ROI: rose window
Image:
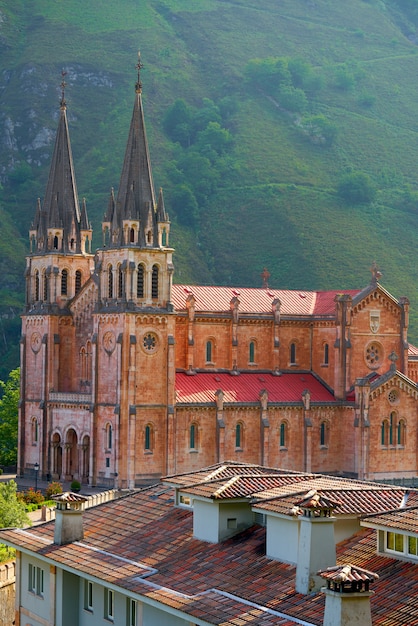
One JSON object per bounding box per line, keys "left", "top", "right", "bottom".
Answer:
{"left": 365, "top": 342, "right": 382, "bottom": 369}
{"left": 143, "top": 332, "right": 157, "bottom": 353}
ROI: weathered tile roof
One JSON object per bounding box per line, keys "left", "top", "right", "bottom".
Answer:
{"left": 362, "top": 506, "right": 418, "bottom": 533}
{"left": 3, "top": 479, "right": 418, "bottom": 625}
{"left": 175, "top": 371, "right": 336, "bottom": 404}
{"left": 172, "top": 284, "right": 360, "bottom": 317}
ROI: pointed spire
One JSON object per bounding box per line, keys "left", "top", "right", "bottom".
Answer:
{"left": 109, "top": 52, "right": 157, "bottom": 248}
{"left": 30, "top": 71, "right": 91, "bottom": 255}
{"left": 157, "top": 188, "right": 168, "bottom": 222}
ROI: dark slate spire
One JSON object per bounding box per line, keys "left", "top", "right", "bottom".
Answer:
{"left": 110, "top": 52, "right": 158, "bottom": 247}
{"left": 30, "top": 72, "right": 91, "bottom": 255}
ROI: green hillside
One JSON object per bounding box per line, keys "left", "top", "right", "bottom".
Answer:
{"left": 1, "top": 0, "right": 418, "bottom": 376}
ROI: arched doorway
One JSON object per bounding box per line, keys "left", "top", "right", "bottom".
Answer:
{"left": 51, "top": 433, "right": 63, "bottom": 480}
{"left": 65, "top": 428, "right": 78, "bottom": 480}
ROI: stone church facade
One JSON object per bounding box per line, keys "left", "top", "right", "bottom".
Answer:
{"left": 18, "top": 61, "right": 418, "bottom": 488}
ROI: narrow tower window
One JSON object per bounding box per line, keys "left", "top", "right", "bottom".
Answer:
{"left": 190, "top": 424, "right": 197, "bottom": 450}
{"left": 151, "top": 265, "right": 159, "bottom": 299}
{"left": 206, "top": 340, "right": 213, "bottom": 363}
{"left": 249, "top": 341, "right": 255, "bottom": 364}
{"left": 290, "top": 342, "right": 296, "bottom": 365}
{"left": 323, "top": 343, "right": 329, "bottom": 365}
{"left": 280, "top": 422, "right": 287, "bottom": 447}
{"left": 75, "top": 270, "right": 82, "bottom": 295}
{"left": 235, "top": 423, "right": 242, "bottom": 449}
{"left": 130, "top": 228, "right": 135, "bottom": 243}
{"left": 145, "top": 424, "right": 153, "bottom": 451}
{"left": 108, "top": 265, "right": 113, "bottom": 298}
{"left": 118, "top": 265, "right": 123, "bottom": 298}
{"left": 61, "top": 269, "right": 68, "bottom": 295}
{"left": 35, "top": 270, "right": 40, "bottom": 301}
{"left": 43, "top": 271, "right": 48, "bottom": 302}
{"left": 53, "top": 235, "right": 59, "bottom": 249}
{"left": 137, "top": 264, "right": 144, "bottom": 298}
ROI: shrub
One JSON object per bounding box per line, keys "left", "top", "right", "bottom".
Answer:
{"left": 70, "top": 480, "right": 81, "bottom": 493}
{"left": 45, "top": 481, "right": 63, "bottom": 499}
{"left": 337, "top": 171, "right": 376, "bottom": 204}
{"left": 21, "top": 487, "right": 44, "bottom": 505}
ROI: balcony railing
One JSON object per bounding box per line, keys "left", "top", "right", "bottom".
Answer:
{"left": 49, "top": 391, "right": 92, "bottom": 404}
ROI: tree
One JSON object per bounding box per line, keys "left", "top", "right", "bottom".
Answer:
{"left": 0, "top": 480, "right": 29, "bottom": 529}
{"left": 0, "top": 368, "right": 20, "bottom": 467}
{"left": 337, "top": 171, "right": 376, "bottom": 204}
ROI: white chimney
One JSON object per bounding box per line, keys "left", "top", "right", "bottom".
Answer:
{"left": 319, "top": 564, "right": 378, "bottom": 626}
{"left": 295, "top": 490, "right": 338, "bottom": 594}
{"left": 53, "top": 492, "right": 88, "bottom": 545}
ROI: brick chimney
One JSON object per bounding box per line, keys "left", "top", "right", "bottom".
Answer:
{"left": 53, "top": 492, "right": 88, "bottom": 545}
{"left": 319, "top": 564, "right": 378, "bottom": 626}
{"left": 295, "top": 490, "right": 338, "bottom": 594}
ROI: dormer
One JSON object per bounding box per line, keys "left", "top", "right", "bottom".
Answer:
{"left": 361, "top": 505, "right": 418, "bottom": 563}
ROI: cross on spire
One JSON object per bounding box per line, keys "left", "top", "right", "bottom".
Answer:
{"left": 135, "top": 50, "right": 143, "bottom": 93}
{"left": 60, "top": 70, "right": 67, "bottom": 109}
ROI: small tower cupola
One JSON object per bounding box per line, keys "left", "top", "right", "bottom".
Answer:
{"left": 53, "top": 492, "right": 88, "bottom": 545}
{"left": 295, "top": 490, "right": 339, "bottom": 594}
{"left": 319, "top": 564, "right": 379, "bottom": 626}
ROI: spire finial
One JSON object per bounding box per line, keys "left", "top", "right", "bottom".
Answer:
{"left": 370, "top": 261, "right": 382, "bottom": 285}
{"left": 135, "top": 50, "right": 143, "bottom": 93}
{"left": 261, "top": 267, "right": 270, "bottom": 289}
{"left": 60, "top": 70, "right": 67, "bottom": 109}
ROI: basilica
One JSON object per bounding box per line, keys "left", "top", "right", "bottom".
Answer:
{"left": 18, "top": 59, "right": 418, "bottom": 488}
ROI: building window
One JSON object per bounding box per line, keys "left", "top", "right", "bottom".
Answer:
{"left": 53, "top": 235, "right": 59, "bottom": 249}
{"left": 365, "top": 341, "right": 382, "bottom": 369}
{"left": 84, "top": 580, "right": 93, "bottom": 611}
{"left": 61, "top": 269, "right": 68, "bottom": 295}
{"left": 162, "top": 228, "right": 167, "bottom": 246}
{"left": 104, "top": 588, "right": 114, "bottom": 621}
{"left": 151, "top": 265, "right": 159, "bottom": 299}
{"left": 127, "top": 598, "right": 137, "bottom": 626}
{"left": 35, "top": 270, "right": 40, "bottom": 301}
{"left": 386, "top": 531, "right": 404, "bottom": 553}
{"left": 408, "top": 536, "right": 418, "bottom": 557}
{"left": 381, "top": 420, "right": 388, "bottom": 446}
{"left": 28, "top": 563, "right": 44, "bottom": 597}
{"left": 235, "top": 423, "right": 243, "bottom": 449}
{"left": 105, "top": 423, "right": 112, "bottom": 450}
{"left": 108, "top": 265, "right": 113, "bottom": 298}
{"left": 249, "top": 341, "right": 255, "bottom": 364}
{"left": 397, "top": 419, "right": 406, "bottom": 446}
{"left": 190, "top": 423, "right": 197, "bottom": 450}
{"left": 389, "top": 411, "right": 395, "bottom": 446}
{"left": 118, "top": 265, "right": 123, "bottom": 298}
{"left": 43, "top": 270, "right": 48, "bottom": 302}
{"left": 75, "top": 270, "right": 82, "bottom": 295}
{"left": 320, "top": 421, "right": 329, "bottom": 447}
{"left": 137, "top": 264, "right": 144, "bottom": 298}
{"left": 145, "top": 424, "right": 153, "bottom": 452}
{"left": 130, "top": 228, "right": 135, "bottom": 243}
{"left": 280, "top": 422, "right": 287, "bottom": 448}
{"left": 32, "top": 418, "right": 38, "bottom": 445}
{"left": 206, "top": 340, "right": 213, "bottom": 363}
{"left": 290, "top": 342, "right": 296, "bottom": 365}
{"left": 323, "top": 343, "right": 329, "bottom": 365}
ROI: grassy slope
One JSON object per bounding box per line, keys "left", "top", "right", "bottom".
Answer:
{"left": 1, "top": 0, "right": 418, "bottom": 353}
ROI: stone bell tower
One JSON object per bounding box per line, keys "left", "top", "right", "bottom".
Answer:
{"left": 91, "top": 53, "right": 176, "bottom": 488}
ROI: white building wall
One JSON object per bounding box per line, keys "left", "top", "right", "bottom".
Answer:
{"left": 20, "top": 553, "right": 51, "bottom": 625}
{"left": 265, "top": 516, "right": 299, "bottom": 564}
{"left": 193, "top": 499, "right": 220, "bottom": 542}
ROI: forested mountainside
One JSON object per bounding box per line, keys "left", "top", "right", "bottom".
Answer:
{"left": 1, "top": 0, "right": 418, "bottom": 377}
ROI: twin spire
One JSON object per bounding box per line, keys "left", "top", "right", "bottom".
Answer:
{"left": 30, "top": 54, "right": 169, "bottom": 255}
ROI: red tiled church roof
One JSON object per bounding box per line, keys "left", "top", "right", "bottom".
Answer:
{"left": 175, "top": 371, "right": 336, "bottom": 404}
{"left": 172, "top": 284, "right": 360, "bottom": 317}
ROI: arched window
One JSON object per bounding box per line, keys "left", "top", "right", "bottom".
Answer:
{"left": 105, "top": 423, "right": 112, "bottom": 450}
{"left": 190, "top": 423, "right": 198, "bottom": 450}
{"left": 320, "top": 421, "right": 329, "bottom": 447}
{"left": 145, "top": 424, "right": 153, "bottom": 451}
{"left": 53, "top": 235, "right": 59, "bottom": 249}
{"left": 137, "top": 264, "right": 144, "bottom": 298}
{"left": 235, "top": 423, "right": 243, "bottom": 449}
{"left": 61, "top": 269, "right": 68, "bottom": 295}
{"left": 323, "top": 343, "right": 329, "bottom": 365}
{"left": 151, "top": 265, "right": 159, "bottom": 299}
{"left": 80, "top": 346, "right": 87, "bottom": 380}
{"left": 280, "top": 422, "right": 287, "bottom": 448}
{"left": 108, "top": 265, "right": 113, "bottom": 298}
{"left": 381, "top": 420, "right": 389, "bottom": 446}
{"left": 130, "top": 228, "right": 135, "bottom": 243}
{"left": 162, "top": 229, "right": 167, "bottom": 246}
{"left": 249, "top": 341, "right": 255, "bottom": 364}
{"left": 43, "top": 270, "right": 48, "bottom": 302}
{"left": 86, "top": 341, "right": 92, "bottom": 382}
{"left": 32, "top": 418, "right": 38, "bottom": 445}
{"left": 397, "top": 419, "right": 406, "bottom": 447}
{"left": 118, "top": 265, "right": 123, "bottom": 298}
{"left": 206, "top": 340, "right": 213, "bottom": 363}
{"left": 75, "top": 270, "right": 82, "bottom": 295}
{"left": 389, "top": 411, "right": 395, "bottom": 446}
{"left": 35, "top": 270, "right": 40, "bottom": 301}
{"left": 147, "top": 230, "right": 152, "bottom": 244}
{"left": 290, "top": 342, "right": 297, "bottom": 365}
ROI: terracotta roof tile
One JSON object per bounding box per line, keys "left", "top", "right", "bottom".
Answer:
{"left": 172, "top": 285, "right": 359, "bottom": 317}
{"left": 176, "top": 372, "right": 336, "bottom": 404}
